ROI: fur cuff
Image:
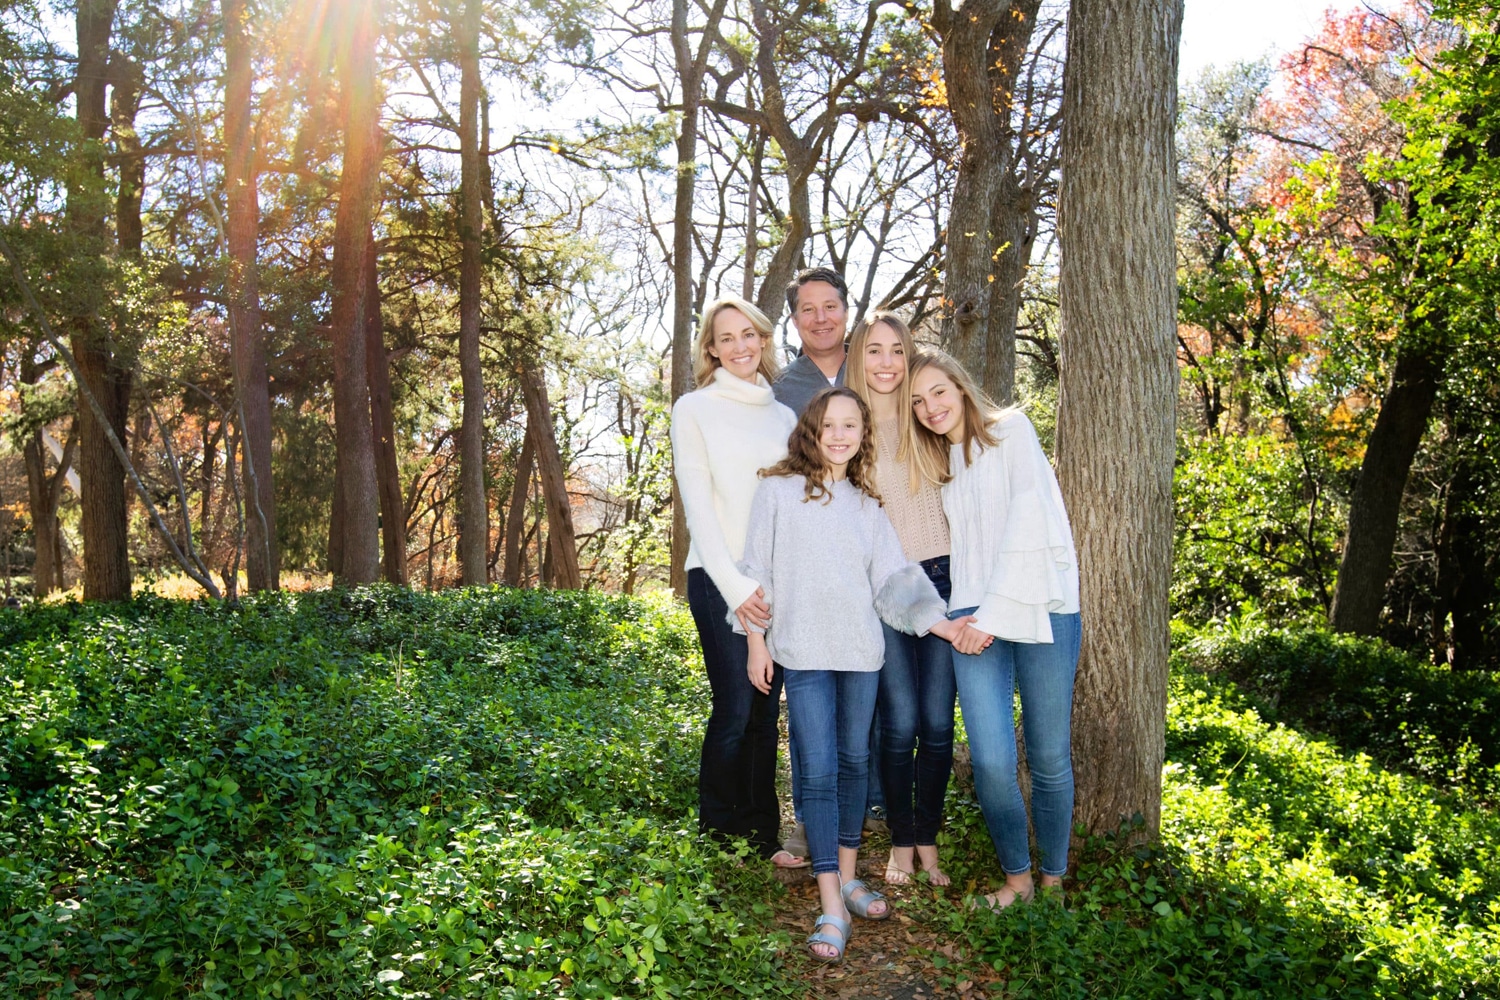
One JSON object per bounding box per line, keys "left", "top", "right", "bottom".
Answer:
{"left": 875, "top": 563, "right": 947, "bottom": 635}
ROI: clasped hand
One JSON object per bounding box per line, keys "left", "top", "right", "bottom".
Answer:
{"left": 930, "top": 615, "right": 993, "bottom": 655}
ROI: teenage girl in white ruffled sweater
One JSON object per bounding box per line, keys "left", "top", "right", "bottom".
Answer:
{"left": 736, "top": 387, "right": 986, "bottom": 962}
{"left": 908, "top": 350, "right": 1082, "bottom": 912}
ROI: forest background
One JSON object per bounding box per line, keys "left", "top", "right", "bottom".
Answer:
{"left": 4, "top": 0, "right": 1499, "bottom": 671}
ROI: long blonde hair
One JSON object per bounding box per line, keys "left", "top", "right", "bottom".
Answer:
{"left": 907, "top": 350, "right": 1002, "bottom": 487}
{"left": 760, "top": 387, "right": 882, "bottom": 506}
{"left": 846, "top": 311, "right": 922, "bottom": 494}
{"left": 693, "top": 297, "right": 780, "bottom": 387}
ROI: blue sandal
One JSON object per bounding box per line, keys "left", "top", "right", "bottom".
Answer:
{"left": 841, "top": 878, "right": 890, "bottom": 920}
{"left": 806, "top": 912, "right": 851, "bottom": 963}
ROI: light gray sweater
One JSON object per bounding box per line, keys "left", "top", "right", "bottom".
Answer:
{"left": 733, "top": 475, "right": 949, "bottom": 671}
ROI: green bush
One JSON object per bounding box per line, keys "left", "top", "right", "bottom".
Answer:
{"left": 1173, "top": 435, "right": 1342, "bottom": 624}
{"left": 1172, "top": 618, "right": 1500, "bottom": 801}
{"left": 0, "top": 587, "right": 789, "bottom": 998}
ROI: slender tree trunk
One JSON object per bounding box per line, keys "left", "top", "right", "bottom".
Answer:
{"left": 1328, "top": 346, "right": 1440, "bottom": 634}
{"left": 326, "top": 0, "right": 382, "bottom": 584}
{"left": 502, "top": 431, "right": 536, "bottom": 587}
{"left": 668, "top": 0, "right": 728, "bottom": 594}
{"left": 71, "top": 0, "right": 131, "bottom": 601}
{"left": 224, "top": 0, "right": 278, "bottom": 590}
{"left": 363, "top": 235, "right": 408, "bottom": 584}
{"left": 1055, "top": 0, "right": 1182, "bottom": 839}
{"left": 982, "top": 174, "right": 1036, "bottom": 404}
{"left": 456, "top": 0, "right": 488, "bottom": 585}
{"left": 23, "top": 427, "right": 73, "bottom": 597}
{"left": 518, "top": 360, "right": 580, "bottom": 589}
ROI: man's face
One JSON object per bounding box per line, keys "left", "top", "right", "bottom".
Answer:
{"left": 791, "top": 280, "right": 848, "bottom": 357}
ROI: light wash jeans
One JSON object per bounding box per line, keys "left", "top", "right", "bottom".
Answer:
{"left": 950, "top": 608, "right": 1080, "bottom": 877}
{"left": 782, "top": 668, "right": 881, "bottom": 876}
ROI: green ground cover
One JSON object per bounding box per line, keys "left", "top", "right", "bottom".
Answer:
{"left": 3, "top": 591, "right": 1497, "bottom": 998}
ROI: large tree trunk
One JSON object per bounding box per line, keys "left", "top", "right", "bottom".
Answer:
{"left": 326, "top": 0, "right": 383, "bottom": 584}
{"left": 70, "top": 0, "right": 131, "bottom": 602}
{"left": 502, "top": 431, "right": 536, "bottom": 587}
{"left": 1055, "top": 0, "right": 1182, "bottom": 839}
{"left": 1328, "top": 345, "right": 1441, "bottom": 635}
{"left": 455, "top": 0, "right": 488, "bottom": 586}
{"left": 518, "top": 361, "right": 580, "bottom": 589}
{"left": 363, "top": 235, "right": 407, "bottom": 585}
{"left": 224, "top": 0, "right": 278, "bottom": 591}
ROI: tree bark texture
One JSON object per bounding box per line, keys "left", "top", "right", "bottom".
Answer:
{"left": 225, "top": 0, "right": 278, "bottom": 591}
{"left": 326, "top": 0, "right": 382, "bottom": 584}
{"left": 934, "top": 0, "right": 1042, "bottom": 405}
{"left": 70, "top": 0, "right": 131, "bottom": 602}
{"left": 1055, "top": 0, "right": 1182, "bottom": 839}
{"left": 456, "top": 0, "right": 488, "bottom": 586}
{"left": 1328, "top": 346, "right": 1441, "bottom": 634}
{"left": 518, "top": 361, "right": 580, "bottom": 589}
{"left": 502, "top": 431, "right": 536, "bottom": 587}
{"left": 23, "top": 425, "right": 74, "bottom": 597}
{"left": 363, "top": 236, "right": 408, "bottom": 585}
{"left": 668, "top": 0, "right": 728, "bottom": 594}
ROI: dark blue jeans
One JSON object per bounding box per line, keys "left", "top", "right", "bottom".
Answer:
{"left": 687, "top": 569, "right": 784, "bottom": 858}
{"left": 783, "top": 668, "right": 881, "bottom": 876}
{"left": 877, "top": 555, "right": 956, "bottom": 846}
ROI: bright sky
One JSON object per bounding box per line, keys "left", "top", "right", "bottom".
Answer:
{"left": 1179, "top": 0, "right": 1371, "bottom": 80}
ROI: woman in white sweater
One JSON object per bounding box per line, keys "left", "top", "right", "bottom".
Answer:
{"left": 907, "top": 350, "right": 1082, "bottom": 910}
{"left": 670, "top": 296, "right": 802, "bottom": 867}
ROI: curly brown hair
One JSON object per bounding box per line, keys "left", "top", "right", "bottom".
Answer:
{"left": 760, "top": 387, "right": 883, "bottom": 505}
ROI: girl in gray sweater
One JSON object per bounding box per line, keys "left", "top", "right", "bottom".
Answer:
{"left": 735, "top": 387, "right": 983, "bottom": 962}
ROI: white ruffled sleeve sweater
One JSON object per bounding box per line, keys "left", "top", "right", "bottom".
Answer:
{"left": 670, "top": 367, "right": 798, "bottom": 611}
{"left": 943, "top": 410, "right": 1080, "bottom": 643}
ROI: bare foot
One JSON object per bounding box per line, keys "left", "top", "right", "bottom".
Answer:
{"left": 915, "top": 844, "right": 951, "bottom": 886}
{"left": 973, "top": 878, "right": 1034, "bottom": 911}
{"left": 885, "top": 847, "right": 915, "bottom": 885}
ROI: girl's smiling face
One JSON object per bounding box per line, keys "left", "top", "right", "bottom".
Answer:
{"left": 818, "top": 394, "right": 864, "bottom": 480}
{"left": 862, "top": 320, "right": 906, "bottom": 396}
{"left": 911, "top": 366, "right": 966, "bottom": 442}
{"left": 706, "top": 307, "right": 763, "bottom": 381}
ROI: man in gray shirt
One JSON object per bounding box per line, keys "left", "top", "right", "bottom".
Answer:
{"left": 770, "top": 266, "right": 891, "bottom": 852}
{"left": 773, "top": 267, "right": 849, "bottom": 417}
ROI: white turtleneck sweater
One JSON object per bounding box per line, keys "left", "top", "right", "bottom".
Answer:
{"left": 944, "top": 409, "right": 1080, "bottom": 643}
{"left": 671, "top": 367, "right": 798, "bottom": 611}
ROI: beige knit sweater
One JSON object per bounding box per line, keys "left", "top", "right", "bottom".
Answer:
{"left": 872, "top": 417, "right": 950, "bottom": 563}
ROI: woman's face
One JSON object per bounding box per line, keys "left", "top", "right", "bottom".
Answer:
{"left": 818, "top": 395, "right": 864, "bottom": 479}
{"left": 911, "top": 366, "right": 966, "bottom": 443}
{"left": 861, "top": 321, "right": 906, "bottom": 396}
{"left": 707, "top": 307, "right": 764, "bottom": 381}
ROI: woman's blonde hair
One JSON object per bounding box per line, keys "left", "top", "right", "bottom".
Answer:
{"left": 760, "top": 387, "right": 882, "bottom": 505}
{"left": 693, "top": 296, "right": 780, "bottom": 387}
{"left": 907, "top": 350, "right": 1002, "bottom": 487}
{"left": 846, "top": 311, "right": 922, "bottom": 494}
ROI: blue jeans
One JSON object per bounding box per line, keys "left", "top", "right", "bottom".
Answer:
{"left": 783, "top": 668, "right": 881, "bottom": 876}
{"left": 878, "top": 556, "right": 956, "bottom": 846}
{"left": 950, "top": 608, "right": 1080, "bottom": 878}
{"left": 687, "top": 569, "right": 784, "bottom": 858}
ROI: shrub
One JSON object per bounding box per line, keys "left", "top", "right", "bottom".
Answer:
{"left": 1172, "top": 617, "right": 1500, "bottom": 801}
{"left": 0, "top": 587, "right": 790, "bottom": 998}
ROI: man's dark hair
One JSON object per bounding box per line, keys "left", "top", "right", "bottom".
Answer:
{"left": 785, "top": 266, "right": 849, "bottom": 314}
